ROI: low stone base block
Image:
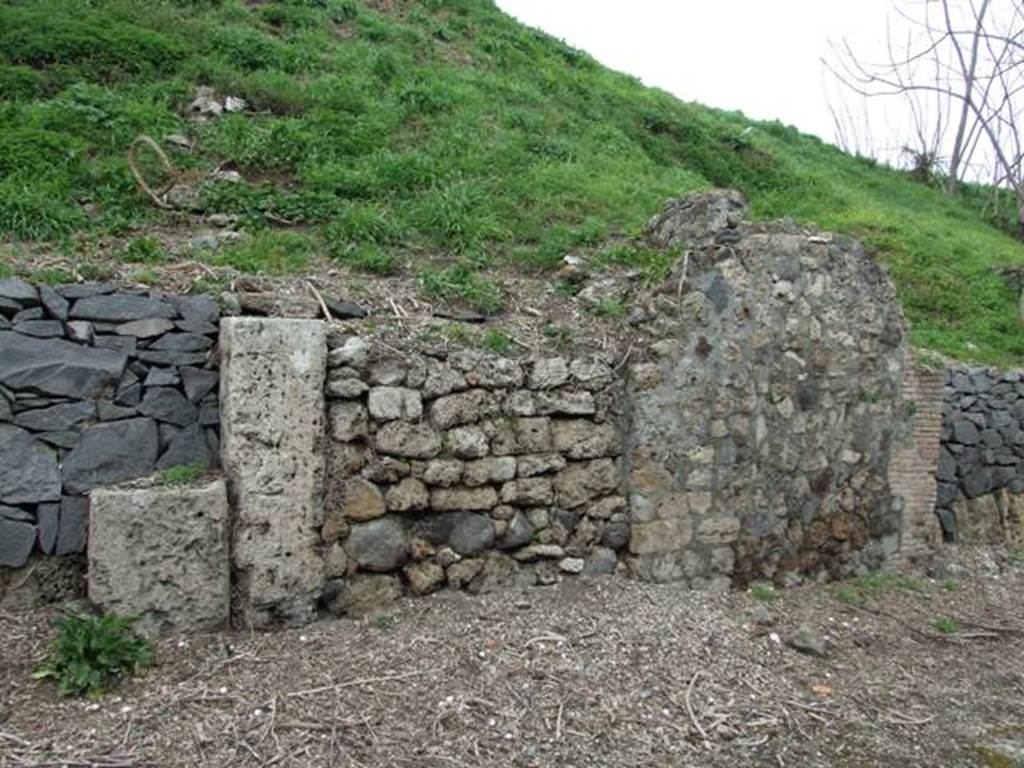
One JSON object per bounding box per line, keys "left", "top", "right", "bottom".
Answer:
{"left": 88, "top": 478, "right": 229, "bottom": 637}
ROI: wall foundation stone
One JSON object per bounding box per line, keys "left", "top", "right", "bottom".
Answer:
{"left": 88, "top": 479, "right": 229, "bottom": 637}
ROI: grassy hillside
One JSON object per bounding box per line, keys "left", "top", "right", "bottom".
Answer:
{"left": 1, "top": 0, "right": 1023, "bottom": 365}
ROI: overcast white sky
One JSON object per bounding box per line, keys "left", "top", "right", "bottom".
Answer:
{"left": 494, "top": 0, "right": 895, "bottom": 148}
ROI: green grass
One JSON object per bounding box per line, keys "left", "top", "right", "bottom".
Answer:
{"left": 748, "top": 582, "right": 777, "bottom": 602}
{"left": 835, "top": 572, "right": 923, "bottom": 605}
{"left": 934, "top": 615, "right": 959, "bottom": 635}
{"left": 156, "top": 463, "right": 205, "bottom": 486}
{"left": 34, "top": 612, "right": 154, "bottom": 697}
{"left": 1, "top": 0, "right": 1023, "bottom": 363}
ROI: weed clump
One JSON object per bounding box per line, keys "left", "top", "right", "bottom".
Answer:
{"left": 35, "top": 612, "right": 154, "bottom": 697}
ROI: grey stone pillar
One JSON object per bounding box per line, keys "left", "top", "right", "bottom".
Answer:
{"left": 220, "top": 318, "right": 327, "bottom": 628}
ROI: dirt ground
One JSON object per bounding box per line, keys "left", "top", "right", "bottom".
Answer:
{"left": 1, "top": 548, "right": 1023, "bottom": 768}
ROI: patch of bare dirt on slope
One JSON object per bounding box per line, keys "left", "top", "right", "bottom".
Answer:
{"left": 1, "top": 549, "right": 1023, "bottom": 768}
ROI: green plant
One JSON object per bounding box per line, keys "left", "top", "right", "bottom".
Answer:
{"left": 748, "top": 582, "right": 777, "bottom": 602}
{"left": 419, "top": 262, "right": 504, "bottom": 315}
{"left": 592, "top": 296, "right": 626, "bottom": 319}
{"left": 1008, "top": 546, "right": 1024, "bottom": 566}
{"left": 856, "top": 389, "right": 886, "bottom": 404}
{"left": 835, "top": 585, "right": 860, "bottom": 605}
{"left": 943, "top": 578, "right": 958, "bottom": 592}
{"left": 157, "top": 464, "right": 205, "bottom": 486}
{"left": 208, "top": 230, "right": 315, "bottom": 273}
{"left": 834, "top": 572, "right": 921, "bottom": 606}
{"left": 542, "top": 322, "right": 573, "bottom": 347}
{"left": 934, "top": 615, "right": 959, "bottom": 635}
{"left": 1, "top": 0, "right": 1024, "bottom": 366}
{"left": 480, "top": 328, "right": 513, "bottom": 355}
{"left": 35, "top": 612, "right": 154, "bottom": 697}
{"left": 122, "top": 235, "right": 165, "bottom": 264}
{"left": 328, "top": 243, "right": 402, "bottom": 275}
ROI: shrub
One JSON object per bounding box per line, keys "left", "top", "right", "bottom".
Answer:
{"left": 35, "top": 612, "right": 154, "bottom": 697}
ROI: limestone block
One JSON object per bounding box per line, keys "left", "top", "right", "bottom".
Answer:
{"left": 500, "top": 478, "right": 554, "bottom": 506}
{"left": 517, "top": 453, "right": 567, "bottom": 477}
{"left": 629, "top": 518, "right": 692, "bottom": 555}
{"left": 462, "top": 457, "right": 517, "bottom": 487}
{"left": 385, "top": 477, "right": 430, "bottom": 512}
{"left": 430, "top": 389, "right": 499, "bottom": 429}
{"left": 330, "top": 402, "right": 369, "bottom": 441}
{"left": 220, "top": 318, "right": 326, "bottom": 628}
{"left": 553, "top": 459, "right": 620, "bottom": 508}
{"left": 528, "top": 358, "right": 569, "bottom": 389}
{"left": 88, "top": 479, "right": 229, "bottom": 636}
{"left": 430, "top": 486, "right": 499, "bottom": 512}
{"left": 551, "top": 419, "right": 620, "bottom": 459}
{"left": 423, "top": 459, "right": 464, "bottom": 487}
{"left": 376, "top": 421, "right": 442, "bottom": 459}
{"left": 489, "top": 417, "right": 553, "bottom": 456}
{"left": 446, "top": 425, "right": 490, "bottom": 459}
{"left": 341, "top": 477, "right": 386, "bottom": 521}
{"left": 368, "top": 387, "right": 422, "bottom": 422}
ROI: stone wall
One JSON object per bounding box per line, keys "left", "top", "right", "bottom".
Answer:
{"left": 621, "top": 192, "right": 909, "bottom": 587}
{"left": 936, "top": 367, "right": 1024, "bottom": 544}
{"left": 1, "top": 190, "right": 979, "bottom": 631}
{"left": 0, "top": 279, "right": 220, "bottom": 571}
{"left": 321, "top": 336, "right": 627, "bottom": 610}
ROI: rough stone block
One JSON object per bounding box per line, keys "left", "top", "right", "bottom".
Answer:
{"left": 551, "top": 419, "right": 620, "bottom": 459}
{"left": 368, "top": 386, "right": 422, "bottom": 421}
{"left": 62, "top": 418, "right": 159, "bottom": 494}
{"left": 0, "top": 331, "right": 127, "bottom": 399}
{"left": 341, "top": 477, "right": 387, "bottom": 521}
{"left": 385, "top": 477, "right": 429, "bottom": 512}
{"left": 463, "top": 457, "right": 516, "bottom": 487}
{"left": 376, "top": 421, "right": 442, "bottom": 459}
{"left": 330, "top": 401, "right": 368, "bottom": 442}
{"left": 345, "top": 518, "right": 409, "bottom": 572}
{"left": 446, "top": 425, "right": 490, "bottom": 459}
{"left": 0, "top": 424, "right": 60, "bottom": 503}
{"left": 430, "top": 389, "right": 498, "bottom": 429}
{"left": 430, "top": 486, "right": 499, "bottom": 512}
{"left": 88, "top": 479, "right": 230, "bottom": 637}
{"left": 553, "top": 459, "right": 620, "bottom": 508}
{"left": 0, "top": 517, "right": 35, "bottom": 568}
{"left": 220, "top": 318, "right": 326, "bottom": 628}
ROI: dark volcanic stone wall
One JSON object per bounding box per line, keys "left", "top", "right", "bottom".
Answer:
{"left": 936, "top": 367, "right": 1024, "bottom": 539}
{"left": 622, "top": 191, "right": 909, "bottom": 587}
{"left": 0, "top": 279, "right": 220, "bottom": 569}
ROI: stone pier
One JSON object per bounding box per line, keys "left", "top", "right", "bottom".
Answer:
{"left": 220, "top": 318, "right": 327, "bottom": 628}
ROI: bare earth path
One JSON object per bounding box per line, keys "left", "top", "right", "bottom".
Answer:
{"left": 2, "top": 550, "right": 1023, "bottom": 768}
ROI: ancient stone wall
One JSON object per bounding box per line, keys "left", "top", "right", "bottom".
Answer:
{"left": 0, "top": 190, "right": 978, "bottom": 631}
{"left": 936, "top": 367, "right": 1024, "bottom": 544}
{"left": 622, "top": 194, "right": 909, "bottom": 587}
{"left": 0, "top": 279, "right": 220, "bottom": 572}
{"left": 320, "top": 335, "right": 628, "bottom": 611}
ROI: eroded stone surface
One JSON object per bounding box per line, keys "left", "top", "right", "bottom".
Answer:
{"left": 220, "top": 318, "right": 326, "bottom": 628}
{"left": 89, "top": 479, "right": 229, "bottom": 637}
